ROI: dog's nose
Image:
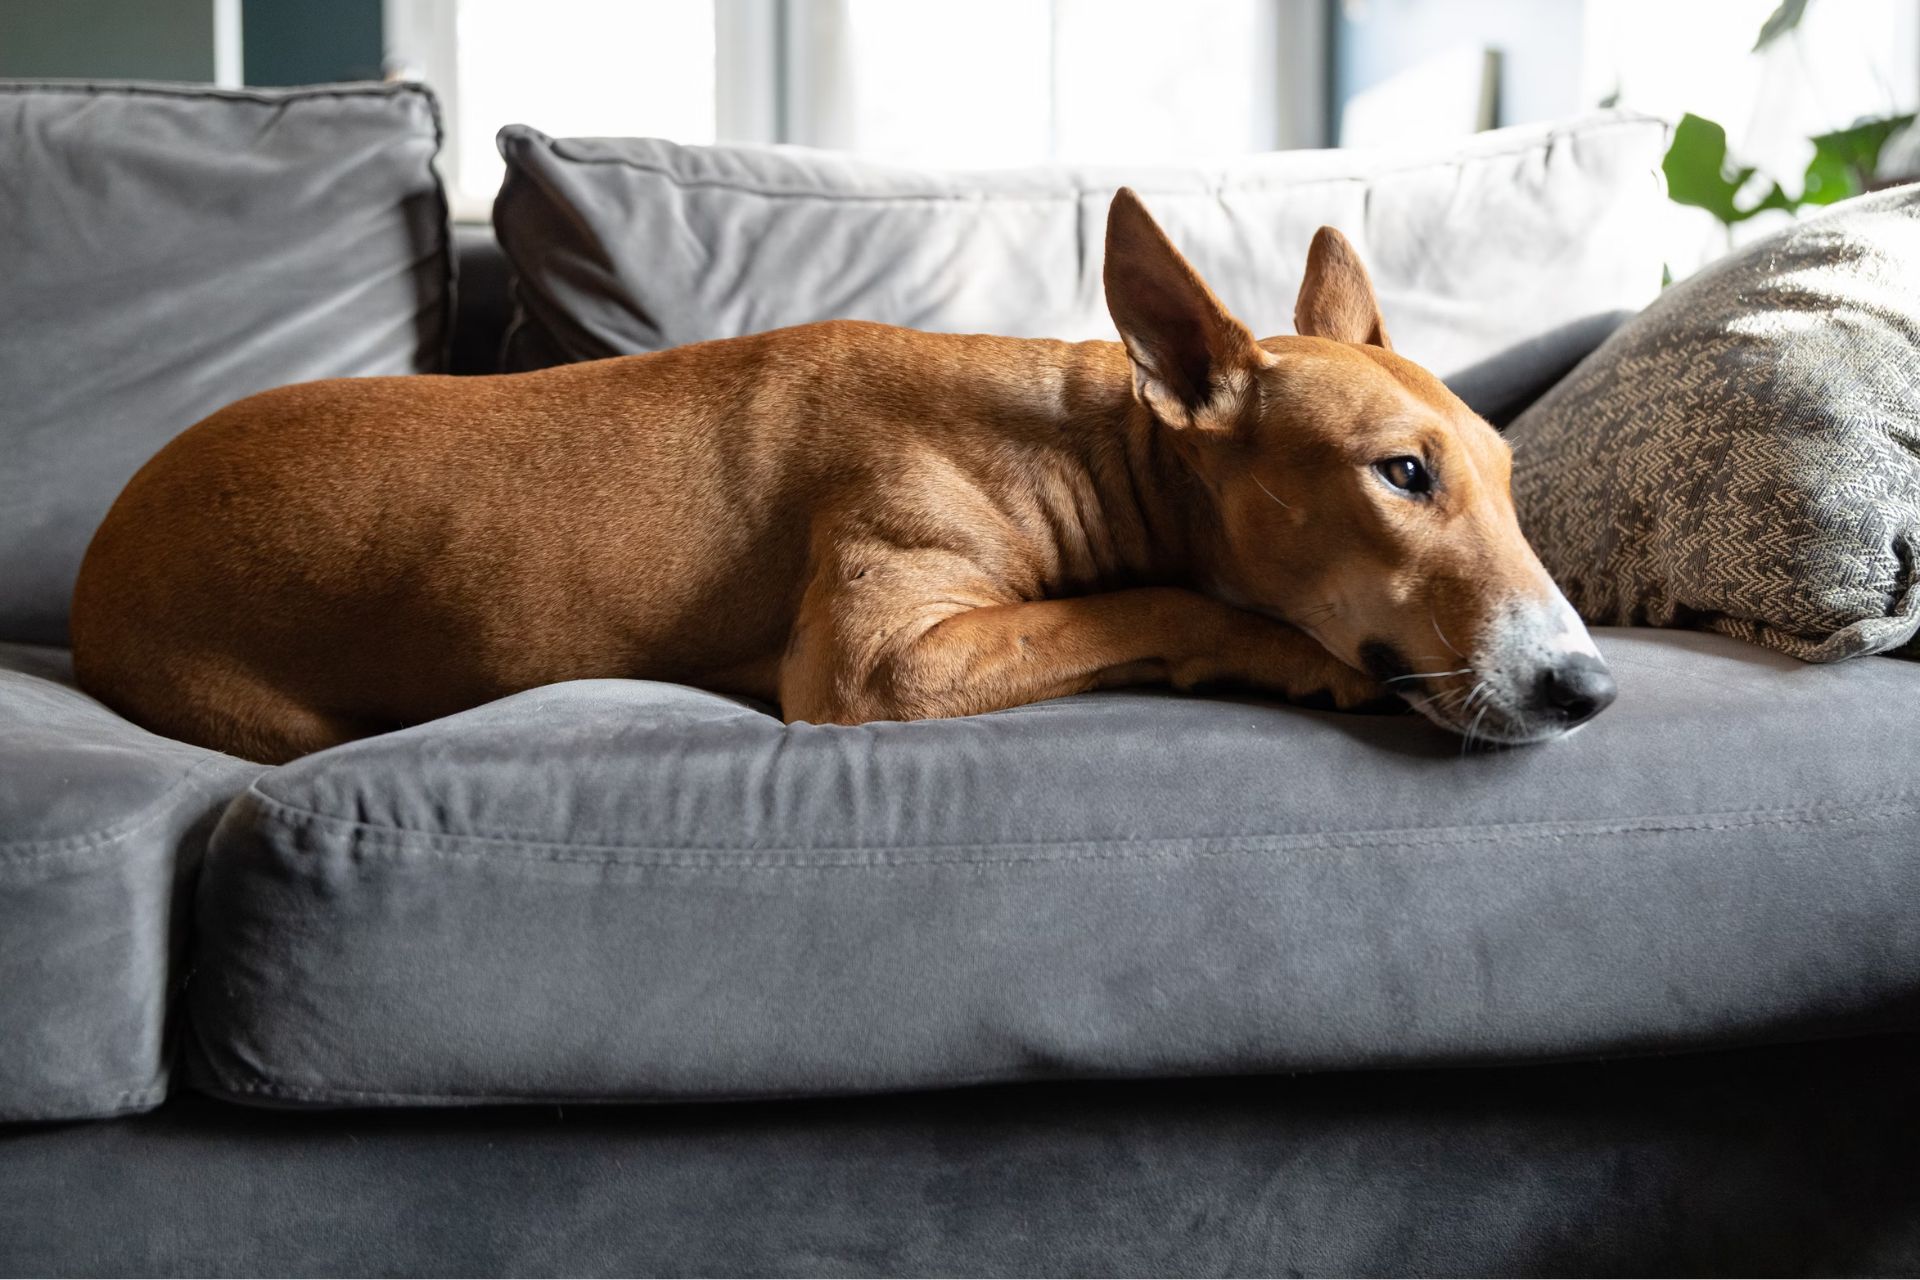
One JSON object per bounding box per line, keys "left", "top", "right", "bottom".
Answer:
{"left": 1533, "top": 653, "right": 1617, "bottom": 726}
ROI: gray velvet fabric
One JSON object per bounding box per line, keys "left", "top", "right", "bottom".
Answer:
{"left": 190, "top": 627, "right": 1920, "bottom": 1107}
{"left": 491, "top": 113, "right": 1670, "bottom": 420}
{"left": 0, "top": 80, "right": 452, "bottom": 645}
{"left": 8, "top": 1033, "right": 1920, "bottom": 1276}
{"left": 0, "top": 644, "right": 260, "bottom": 1122}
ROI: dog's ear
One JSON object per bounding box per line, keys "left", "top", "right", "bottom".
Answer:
{"left": 1104, "top": 188, "right": 1267, "bottom": 434}
{"left": 1294, "top": 227, "right": 1392, "bottom": 349}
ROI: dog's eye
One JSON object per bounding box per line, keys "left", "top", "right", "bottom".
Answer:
{"left": 1374, "top": 456, "right": 1431, "bottom": 495}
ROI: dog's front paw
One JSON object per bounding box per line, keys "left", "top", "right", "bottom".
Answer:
{"left": 1288, "top": 663, "right": 1405, "bottom": 715}
{"left": 1183, "top": 613, "right": 1404, "bottom": 713}
{"left": 1297, "top": 675, "right": 1405, "bottom": 717}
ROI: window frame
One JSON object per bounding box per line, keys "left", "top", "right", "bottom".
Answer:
{"left": 386, "top": 0, "right": 1330, "bottom": 220}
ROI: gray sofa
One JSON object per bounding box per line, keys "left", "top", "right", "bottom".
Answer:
{"left": 4, "top": 81, "right": 1920, "bottom": 1277}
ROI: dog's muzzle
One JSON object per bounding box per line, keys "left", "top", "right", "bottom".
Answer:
{"left": 1398, "top": 589, "right": 1616, "bottom": 746}
{"left": 1529, "top": 650, "right": 1616, "bottom": 728}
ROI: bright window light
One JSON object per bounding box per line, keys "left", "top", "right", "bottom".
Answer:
{"left": 1051, "top": 0, "right": 1278, "bottom": 163}
{"left": 838, "top": 0, "right": 1054, "bottom": 168}
{"left": 452, "top": 0, "right": 716, "bottom": 209}
{"left": 835, "top": 0, "right": 1280, "bottom": 168}
{"left": 1583, "top": 0, "right": 1919, "bottom": 269}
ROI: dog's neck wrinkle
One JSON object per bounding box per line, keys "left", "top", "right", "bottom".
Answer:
{"left": 1115, "top": 403, "right": 1205, "bottom": 581}
{"left": 1029, "top": 380, "right": 1211, "bottom": 593}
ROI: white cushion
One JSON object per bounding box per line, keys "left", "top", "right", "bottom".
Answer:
{"left": 493, "top": 111, "right": 1671, "bottom": 420}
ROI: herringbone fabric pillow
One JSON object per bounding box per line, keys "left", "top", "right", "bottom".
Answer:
{"left": 1508, "top": 185, "right": 1920, "bottom": 662}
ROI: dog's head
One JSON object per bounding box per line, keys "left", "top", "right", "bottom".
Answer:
{"left": 1103, "top": 188, "right": 1613, "bottom": 745}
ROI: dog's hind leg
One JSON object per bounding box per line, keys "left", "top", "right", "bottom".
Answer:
{"left": 206, "top": 695, "right": 383, "bottom": 766}
{"left": 94, "top": 656, "right": 385, "bottom": 765}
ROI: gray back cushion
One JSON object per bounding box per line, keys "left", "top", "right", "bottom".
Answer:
{"left": 1509, "top": 184, "right": 1920, "bottom": 662}
{"left": 0, "top": 81, "right": 451, "bottom": 645}
{"left": 493, "top": 112, "right": 1670, "bottom": 421}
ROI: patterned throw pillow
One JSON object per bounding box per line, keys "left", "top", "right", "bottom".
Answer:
{"left": 1508, "top": 185, "right": 1920, "bottom": 662}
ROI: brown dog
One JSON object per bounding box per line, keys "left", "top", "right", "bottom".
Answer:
{"left": 71, "top": 189, "right": 1613, "bottom": 764}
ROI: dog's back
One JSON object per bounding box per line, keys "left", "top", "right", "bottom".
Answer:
{"left": 71, "top": 321, "right": 1123, "bottom": 759}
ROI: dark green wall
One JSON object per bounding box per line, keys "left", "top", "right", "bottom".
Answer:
{"left": 0, "top": 0, "right": 216, "bottom": 81}
{"left": 0, "top": 0, "right": 386, "bottom": 86}
{"left": 242, "top": 0, "right": 382, "bottom": 85}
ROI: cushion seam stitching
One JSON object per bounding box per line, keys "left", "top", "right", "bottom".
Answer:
{"left": 0, "top": 754, "right": 237, "bottom": 860}
{"left": 232, "top": 790, "right": 1920, "bottom": 867}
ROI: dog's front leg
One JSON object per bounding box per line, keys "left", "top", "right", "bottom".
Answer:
{"left": 781, "top": 584, "right": 1387, "bottom": 724}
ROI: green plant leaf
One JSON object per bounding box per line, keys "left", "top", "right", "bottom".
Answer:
{"left": 1663, "top": 113, "right": 1772, "bottom": 224}
{"left": 1801, "top": 114, "right": 1916, "bottom": 203}
{"left": 1753, "top": 0, "right": 1810, "bottom": 52}
{"left": 1664, "top": 110, "right": 1916, "bottom": 227}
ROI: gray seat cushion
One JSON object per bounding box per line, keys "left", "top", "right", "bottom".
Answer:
{"left": 0, "top": 80, "right": 451, "bottom": 645}
{"left": 0, "top": 644, "right": 260, "bottom": 1121}
{"left": 189, "top": 628, "right": 1920, "bottom": 1107}
{"left": 492, "top": 111, "right": 1670, "bottom": 423}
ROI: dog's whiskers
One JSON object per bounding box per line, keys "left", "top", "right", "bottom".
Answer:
{"left": 1425, "top": 677, "right": 1480, "bottom": 706}
{"left": 1411, "top": 676, "right": 1486, "bottom": 736}
{"left": 1429, "top": 608, "right": 1464, "bottom": 659}
{"left": 1289, "top": 600, "right": 1339, "bottom": 638}
{"left": 1461, "top": 681, "right": 1492, "bottom": 720}
{"left": 1386, "top": 666, "right": 1473, "bottom": 684}
{"left": 1248, "top": 471, "right": 1293, "bottom": 511}
{"left": 1458, "top": 680, "right": 1493, "bottom": 756}
{"left": 1461, "top": 710, "right": 1483, "bottom": 756}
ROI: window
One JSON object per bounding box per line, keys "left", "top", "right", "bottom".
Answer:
{"left": 386, "top": 0, "right": 1326, "bottom": 216}
{"left": 452, "top": 0, "right": 718, "bottom": 206}
{"left": 813, "top": 0, "right": 1294, "bottom": 167}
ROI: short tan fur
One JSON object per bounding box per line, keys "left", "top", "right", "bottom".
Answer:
{"left": 72, "top": 190, "right": 1610, "bottom": 763}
